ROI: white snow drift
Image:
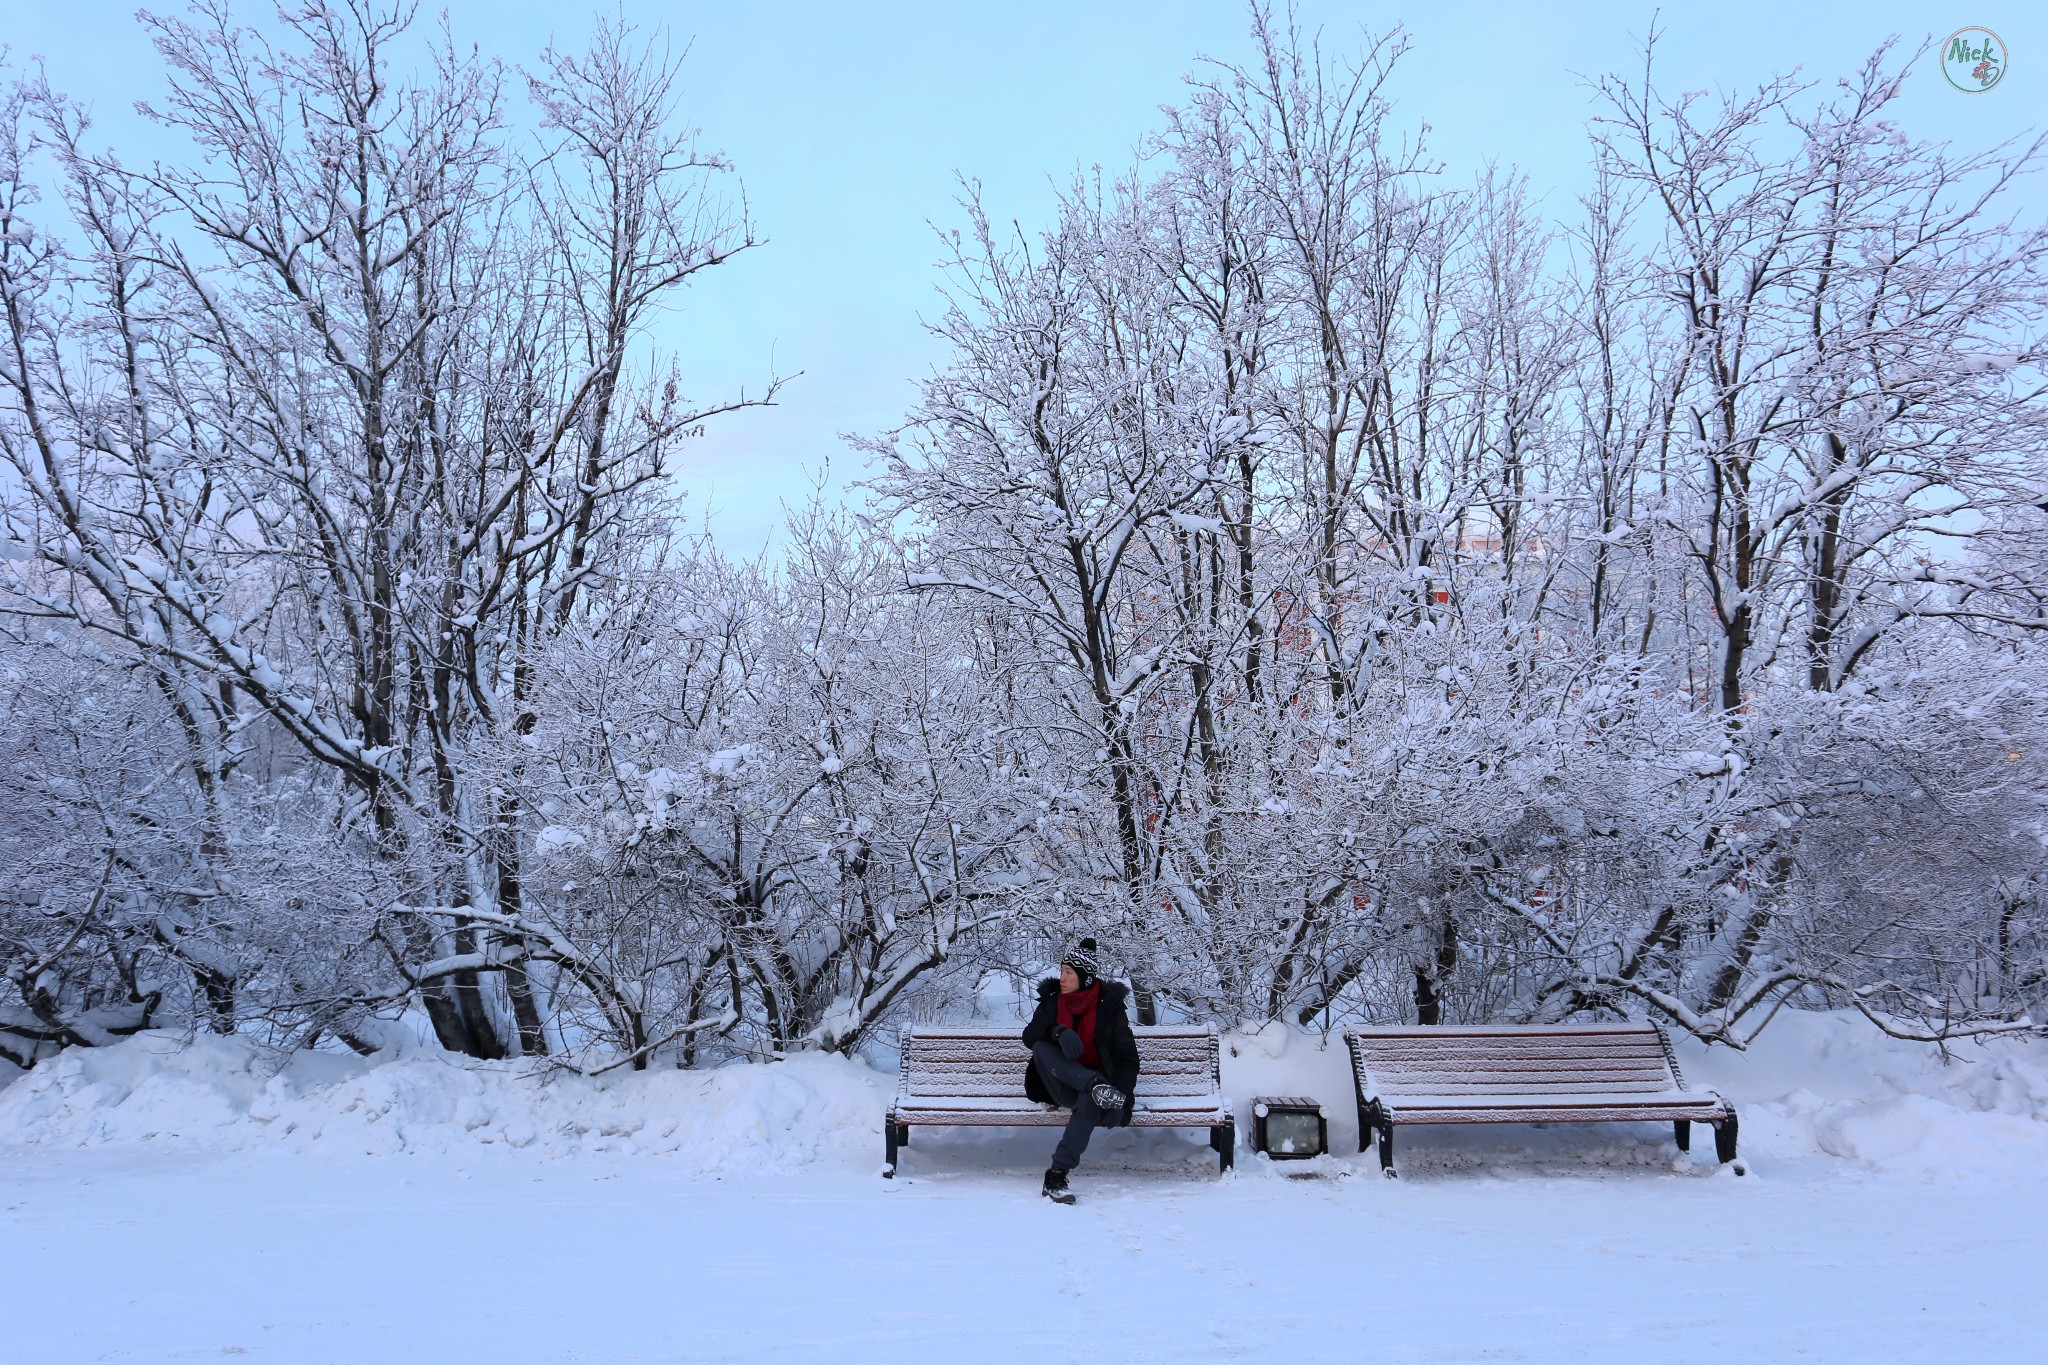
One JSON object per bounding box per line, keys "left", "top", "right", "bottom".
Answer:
{"left": 0, "top": 1031, "right": 888, "bottom": 1172}
{"left": 2, "top": 1010, "right": 2044, "bottom": 1185}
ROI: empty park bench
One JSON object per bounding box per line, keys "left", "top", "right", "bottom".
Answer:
{"left": 1344, "top": 1022, "right": 1738, "bottom": 1177}
{"left": 884, "top": 1024, "right": 1236, "bottom": 1176}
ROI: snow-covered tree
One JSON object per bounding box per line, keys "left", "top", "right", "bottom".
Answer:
{"left": 0, "top": 3, "right": 779, "bottom": 1058}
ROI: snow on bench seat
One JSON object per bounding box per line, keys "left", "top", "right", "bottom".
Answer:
{"left": 1366, "top": 1092, "right": 1730, "bottom": 1122}
{"left": 1344, "top": 1023, "right": 1739, "bottom": 1176}
{"left": 883, "top": 1024, "right": 1236, "bottom": 1176}
{"left": 891, "top": 1093, "right": 1231, "bottom": 1120}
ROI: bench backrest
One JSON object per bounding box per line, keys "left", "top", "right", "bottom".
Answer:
{"left": 898, "top": 1025, "right": 1221, "bottom": 1099}
{"left": 1346, "top": 1023, "right": 1688, "bottom": 1098}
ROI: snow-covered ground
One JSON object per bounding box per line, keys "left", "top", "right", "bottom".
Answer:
{"left": 4, "top": 1013, "right": 2045, "bottom": 1363}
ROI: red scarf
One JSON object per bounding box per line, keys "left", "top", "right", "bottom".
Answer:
{"left": 1055, "top": 981, "right": 1102, "bottom": 1069}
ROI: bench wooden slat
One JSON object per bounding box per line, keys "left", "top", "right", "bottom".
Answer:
{"left": 1368, "top": 1066, "right": 1678, "bottom": 1082}
{"left": 896, "top": 1064, "right": 1219, "bottom": 1088}
{"left": 893, "top": 1093, "right": 1230, "bottom": 1111}
{"left": 1350, "top": 1023, "right": 1677, "bottom": 1036}
{"left": 1363, "top": 1042, "right": 1673, "bottom": 1062}
{"left": 1367, "top": 1053, "right": 1671, "bottom": 1073}
{"left": 1366, "top": 1056, "right": 1677, "bottom": 1072}
{"left": 898, "top": 1027, "right": 1222, "bottom": 1099}
{"left": 1380, "top": 1089, "right": 1726, "bottom": 1110}
{"left": 1373, "top": 1079, "right": 1697, "bottom": 1096}
{"left": 1384, "top": 1102, "right": 1730, "bottom": 1125}
{"left": 896, "top": 1110, "right": 1233, "bottom": 1127}
{"left": 900, "top": 1077, "right": 1218, "bottom": 1099}
{"left": 1371, "top": 1064, "right": 1677, "bottom": 1081}
{"left": 895, "top": 1095, "right": 1232, "bottom": 1124}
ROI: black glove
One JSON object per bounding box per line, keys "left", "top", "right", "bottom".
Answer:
{"left": 1056, "top": 1026, "right": 1082, "bottom": 1060}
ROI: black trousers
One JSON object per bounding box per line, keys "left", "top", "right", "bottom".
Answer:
{"left": 1031, "top": 1038, "right": 1110, "bottom": 1172}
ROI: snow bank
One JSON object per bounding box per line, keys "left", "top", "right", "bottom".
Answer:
{"left": 3, "top": 1010, "right": 2045, "bottom": 1184}
{"left": 0, "top": 1031, "right": 889, "bottom": 1173}
{"left": 1678, "top": 1010, "right": 2048, "bottom": 1184}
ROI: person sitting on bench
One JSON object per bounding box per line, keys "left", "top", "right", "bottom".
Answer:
{"left": 1021, "top": 937, "right": 1139, "bottom": 1204}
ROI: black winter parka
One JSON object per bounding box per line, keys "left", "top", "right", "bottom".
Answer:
{"left": 1020, "top": 977, "right": 1141, "bottom": 1127}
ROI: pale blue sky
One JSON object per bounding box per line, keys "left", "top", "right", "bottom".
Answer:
{"left": 5, "top": 1, "right": 2042, "bottom": 554}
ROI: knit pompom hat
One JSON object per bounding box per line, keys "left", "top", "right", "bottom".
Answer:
{"left": 1061, "top": 937, "right": 1101, "bottom": 984}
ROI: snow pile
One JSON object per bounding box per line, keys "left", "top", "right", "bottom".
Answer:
{"left": 0, "top": 1030, "right": 889, "bottom": 1172}
{"left": 3, "top": 1010, "right": 2045, "bottom": 1184}
{"left": 1678, "top": 1010, "right": 2048, "bottom": 1184}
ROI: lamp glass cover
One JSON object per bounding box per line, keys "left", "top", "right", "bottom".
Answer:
{"left": 1264, "top": 1108, "right": 1322, "bottom": 1156}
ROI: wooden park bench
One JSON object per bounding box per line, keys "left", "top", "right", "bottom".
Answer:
{"left": 1344, "top": 1022, "right": 1739, "bottom": 1178}
{"left": 884, "top": 1024, "right": 1236, "bottom": 1176}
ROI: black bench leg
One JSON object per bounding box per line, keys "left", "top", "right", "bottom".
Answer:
{"left": 1673, "top": 1119, "right": 1691, "bottom": 1152}
{"left": 884, "top": 1121, "right": 901, "bottom": 1176}
{"left": 1378, "top": 1122, "right": 1397, "bottom": 1178}
{"left": 1714, "top": 1110, "right": 1740, "bottom": 1164}
{"left": 1211, "top": 1123, "right": 1235, "bottom": 1174}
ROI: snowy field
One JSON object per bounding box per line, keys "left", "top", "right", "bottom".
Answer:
{"left": 4, "top": 1014, "right": 2046, "bottom": 1363}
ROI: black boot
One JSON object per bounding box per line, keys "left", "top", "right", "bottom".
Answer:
{"left": 1041, "top": 1167, "right": 1075, "bottom": 1204}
